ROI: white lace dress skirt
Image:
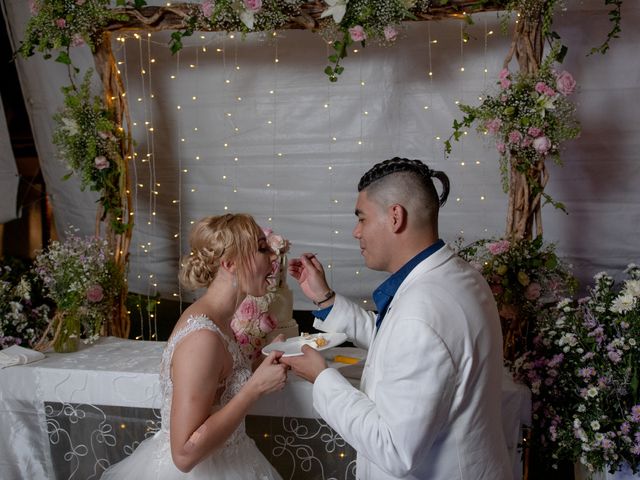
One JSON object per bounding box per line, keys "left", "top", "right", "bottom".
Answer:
{"left": 101, "top": 428, "right": 281, "bottom": 480}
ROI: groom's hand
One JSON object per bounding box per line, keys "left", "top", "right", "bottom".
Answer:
{"left": 279, "top": 345, "right": 327, "bottom": 383}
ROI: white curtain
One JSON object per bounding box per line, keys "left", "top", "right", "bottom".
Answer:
{"left": 0, "top": 95, "right": 19, "bottom": 223}
{"left": 2, "top": 0, "right": 639, "bottom": 310}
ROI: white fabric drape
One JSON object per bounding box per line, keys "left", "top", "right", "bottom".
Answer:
{"left": 1, "top": 0, "right": 639, "bottom": 309}
{"left": 0, "top": 96, "right": 19, "bottom": 223}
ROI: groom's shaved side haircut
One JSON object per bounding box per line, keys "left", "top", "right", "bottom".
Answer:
{"left": 357, "top": 157, "right": 450, "bottom": 227}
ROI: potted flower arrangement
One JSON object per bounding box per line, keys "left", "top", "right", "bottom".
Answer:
{"left": 33, "top": 230, "right": 123, "bottom": 352}
{"left": 231, "top": 228, "right": 290, "bottom": 361}
{"left": 512, "top": 264, "right": 640, "bottom": 478}
{"left": 0, "top": 259, "right": 51, "bottom": 350}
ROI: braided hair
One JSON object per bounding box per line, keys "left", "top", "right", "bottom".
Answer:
{"left": 358, "top": 157, "right": 450, "bottom": 207}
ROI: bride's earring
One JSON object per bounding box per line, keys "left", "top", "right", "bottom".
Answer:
{"left": 232, "top": 273, "right": 237, "bottom": 289}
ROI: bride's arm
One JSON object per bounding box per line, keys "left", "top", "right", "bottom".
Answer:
{"left": 169, "top": 330, "right": 286, "bottom": 472}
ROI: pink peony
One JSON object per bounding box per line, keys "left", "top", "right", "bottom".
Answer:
{"left": 485, "top": 118, "right": 502, "bottom": 135}
{"left": 201, "top": 0, "right": 214, "bottom": 17}
{"left": 349, "top": 25, "right": 367, "bottom": 42}
{"left": 236, "top": 297, "right": 259, "bottom": 321}
{"left": 94, "top": 156, "right": 110, "bottom": 170}
{"left": 86, "top": 284, "right": 104, "bottom": 303}
{"left": 527, "top": 127, "right": 542, "bottom": 138}
{"left": 243, "top": 0, "right": 262, "bottom": 12}
{"left": 383, "top": 26, "right": 398, "bottom": 42}
{"left": 533, "top": 136, "right": 551, "bottom": 155}
{"left": 556, "top": 70, "right": 576, "bottom": 96}
{"left": 487, "top": 239, "right": 510, "bottom": 255}
{"left": 258, "top": 312, "right": 277, "bottom": 333}
{"left": 56, "top": 18, "right": 66, "bottom": 28}
{"left": 525, "top": 282, "right": 542, "bottom": 301}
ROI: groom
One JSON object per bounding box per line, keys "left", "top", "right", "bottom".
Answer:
{"left": 282, "top": 158, "right": 510, "bottom": 479}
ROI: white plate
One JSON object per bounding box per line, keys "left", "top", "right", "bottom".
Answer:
{"left": 262, "top": 332, "right": 348, "bottom": 357}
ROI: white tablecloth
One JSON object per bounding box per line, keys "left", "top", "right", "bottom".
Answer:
{"left": 0, "top": 337, "right": 530, "bottom": 479}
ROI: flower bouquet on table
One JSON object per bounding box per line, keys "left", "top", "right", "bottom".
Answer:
{"left": 0, "top": 259, "right": 51, "bottom": 350}
{"left": 33, "top": 229, "right": 123, "bottom": 352}
{"left": 458, "top": 236, "right": 577, "bottom": 363}
{"left": 231, "top": 228, "right": 290, "bottom": 361}
{"left": 512, "top": 264, "right": 640, "bottom": 477}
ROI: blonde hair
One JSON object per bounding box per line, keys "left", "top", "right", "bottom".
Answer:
{"left": 179, "top": 214, "right": 262, "bottom": 291}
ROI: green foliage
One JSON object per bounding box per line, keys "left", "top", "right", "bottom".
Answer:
{"left": 446, "top": 50, "right": 580, "bottom": 210}
{"left": 52, "top": 69, "right": 128, "bottom": 233}
{"left": 19, "top": 0, "right": 129, "bottom": 61}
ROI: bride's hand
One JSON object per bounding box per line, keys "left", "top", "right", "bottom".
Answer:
{"left": 247, "top": 351, "right": 288, "bottom": 396}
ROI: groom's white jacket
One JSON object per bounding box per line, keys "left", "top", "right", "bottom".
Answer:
{"left": 312, "top": 244, "right": 511, "bottom": 480}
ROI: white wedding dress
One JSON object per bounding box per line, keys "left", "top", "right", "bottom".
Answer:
{"left": 101, "top": 315, "right": 282, "bottom": 479}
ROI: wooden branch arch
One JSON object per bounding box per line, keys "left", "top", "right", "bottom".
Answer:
{"left": 90, "top": 0, "right": 543, "bottom": 338}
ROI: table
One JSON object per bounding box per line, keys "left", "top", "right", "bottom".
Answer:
{"left": 0, "top": 337, "right": 530, "bottom": 479}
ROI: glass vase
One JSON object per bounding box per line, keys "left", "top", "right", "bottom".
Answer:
{"left": 53, "top": 311, "right": 80, "bottom": 353}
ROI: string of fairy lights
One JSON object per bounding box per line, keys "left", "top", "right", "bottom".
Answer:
{"left": 108, "top": 15, "right": 505, "bottom": 339}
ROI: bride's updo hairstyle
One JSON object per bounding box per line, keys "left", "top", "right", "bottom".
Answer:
{"left": 179, "top": 213, "right": 263, "bottom": 291}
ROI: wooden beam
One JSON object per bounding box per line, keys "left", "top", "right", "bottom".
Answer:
{"left": 102, "top": 0, "right": 507, "bottom": 33}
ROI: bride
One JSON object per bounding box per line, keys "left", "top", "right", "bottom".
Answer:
{"left": 102, "top": 213, "right": 287, "bottom": 479}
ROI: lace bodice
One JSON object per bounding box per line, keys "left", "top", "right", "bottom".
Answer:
{"left": 158, "top": 315, "right": 252, "bottom": 449}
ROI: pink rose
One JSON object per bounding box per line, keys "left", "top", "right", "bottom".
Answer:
{"left": 485, "top": 118, "right": 502, "bottom": 135}
{"left": 521, "top": 136, "right": 533, "bottom": 148}
{"left": 496, "top": 142, "right": 506, "bottom": 155}
{"left": 383, "top": 26, "right": 398, "bottom": 42}
{"left": 201, "top": 0, "right": 214, "bottom": 17}
{"left": 527, "top": 126, "right": 542, "bottom": 138}
{"left": 258, "top": 312, "right": 277, "bottom": 333}
{"left": 487, "top": 239, "right": 510, "bottom": 255}
{"left": 498, "top": 68, "right": 510, "bottom": 81}
{"left": 243, "top": 0, "right": 262, "bottom": 12}
{"left": 86, "top": 284, "right": 104, "bottom": 303}
{"left": 56, "top": 18, "right": 66, "bottom": 28}
{"left": 94, "top": 156, "right": 109, "bottom": 170}
{"left": 499, "top": 304, "right": 518, "bottom": 320}
{"left": 533, "top": 136, "right": 551, "bottom": 155}
{"left": 500, "top": 77, "right": 511, "bottom": 89}
{"left": 556, "top": 70, "right": 576, "bottom": 96}
{"left": 535, "top": 82, "right": 549, "bottom": 95}
{"left": 349, "top": 26, "right": 367, "bottom": 42}
{"left": 525, "top": 282, "right": 542, "bottom": 301}
{"left": 508, "top": 130, "right": 522, "bottom": 145}
{"left": 235, "top": 331, "right": 250, "bottom": 345}
{"left": 236, "top": 297, "right": 259, "bottom": 321}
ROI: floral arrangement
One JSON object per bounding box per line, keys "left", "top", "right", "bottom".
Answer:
{"left": 19, "top": 0, "right": 129, "bottom": 62}
{"left": 446, "top": 52, "right": 580, "bottom": 209}
{"left": 459, "top": 236, "right": 576, "bottom": 362}
{"left": 53, "top": 69, "right": 128, "bottom": 234}
{"left": 512, "top": 264, "right": 640, "bottom": 476}
{"left": 231, "top": 228, "right": 290, "bottom": 360}
{"left": 0, "top": 259, "right": 51, "bottom": 350}
{"left": 34, "top": 230, "right": 123, "bottom": 351}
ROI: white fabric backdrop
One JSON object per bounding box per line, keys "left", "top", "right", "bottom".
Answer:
{"left": 1, "top": 0, "right": 639, "bottom": 310}
{"left": 0, "top": 96, "right": 19, "bottom": 223}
